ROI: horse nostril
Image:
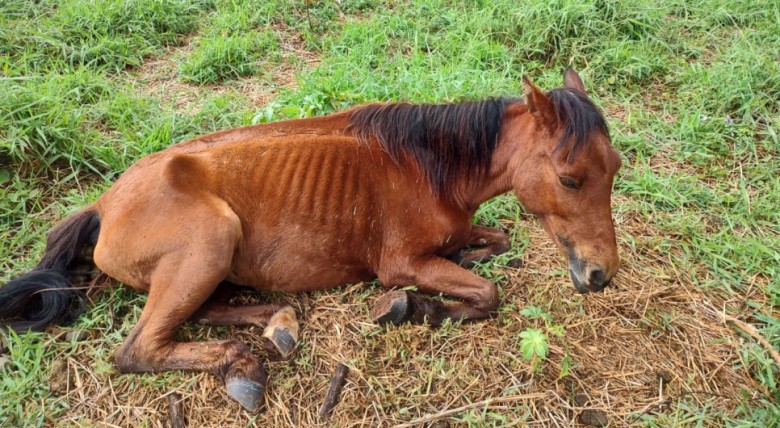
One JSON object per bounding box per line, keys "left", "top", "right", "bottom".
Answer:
{"left": 589, "top": 269, "right": 606, "bottom": 287}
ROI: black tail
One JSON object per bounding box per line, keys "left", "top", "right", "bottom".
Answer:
{"left": 0, "top": 207, "right": 101, "bottom": 332}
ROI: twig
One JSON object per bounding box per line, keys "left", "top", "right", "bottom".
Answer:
{"left": 167, "top": 392, "right": 186, "bottom": 428}
{"left": 632, "top": 397, "right": 671, "bottom": 419}
{"left": 290, "top": 398, "right": 298, "bottom": 426}
{"left": 299, "top": 292, "right": 312, "bottom": 321}
{"left": 722, "top": 313, "right": 780, "bottom": 370}
{"left": 319, "top": 363, "right": 349, "bottom": 419}
{"left": 391, "top": 393, "right": 547, "bottom": 428}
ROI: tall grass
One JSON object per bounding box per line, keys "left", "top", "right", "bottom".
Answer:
{"left": 1, "top": 0, "right": 206, "bottom": 73}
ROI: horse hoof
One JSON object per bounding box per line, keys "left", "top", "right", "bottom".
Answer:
{"left": 371, "top": 290, "right": 410, "bottom": 325}
{"left": 270, "top": 327, "right": 296, "bottom": 359}
{"left": 226, "top": 378, "right": 265, "bottom": 412}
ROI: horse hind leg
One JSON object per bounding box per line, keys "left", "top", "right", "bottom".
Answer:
{"left": 108, "top": 211, "right": 269, "bottom": 411}
{"left": 191, "top": 301, "right": 299, "bottom": 360}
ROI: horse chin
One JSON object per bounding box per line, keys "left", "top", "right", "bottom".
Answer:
{"left": 570, "top": 271, "right": 590, "bottom": 294}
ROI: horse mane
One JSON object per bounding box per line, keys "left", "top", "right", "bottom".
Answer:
{"left": 348, "top": 98, "right": 509, "bottom": 197}
{"left": 347, "top": 90, "right": 608, "bottom": 196}
{"left": 547, "top": 88, "right": 609, "bottom": 162}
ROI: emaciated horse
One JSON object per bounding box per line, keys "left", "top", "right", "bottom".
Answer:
{"left": 0, "top": 68, "right": 621, "bottom": 411}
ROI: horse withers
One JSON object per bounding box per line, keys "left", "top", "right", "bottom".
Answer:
{"left": 0, "top": 68, "right": 621, "bottom": 411}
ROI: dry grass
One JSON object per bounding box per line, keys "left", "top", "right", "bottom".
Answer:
{"left": 44, "top": 214, "right": 767, "bottom": 427}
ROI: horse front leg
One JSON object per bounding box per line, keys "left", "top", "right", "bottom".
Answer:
{"left": 447, "top": 225, "right": 511, "bottom": 268}
{"left": 371, "top": 256, "right": 499, "bottom": 326}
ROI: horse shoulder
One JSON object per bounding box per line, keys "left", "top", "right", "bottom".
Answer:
{"left": 374, "top": 171, "right": 473, "bottom": 282}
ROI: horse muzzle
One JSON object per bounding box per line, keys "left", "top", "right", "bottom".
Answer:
{"left": 561, "top": 239, "right": 612, "bottom": 293}
{"left": 569, "top": 263, "right": 611, "bottom": 293}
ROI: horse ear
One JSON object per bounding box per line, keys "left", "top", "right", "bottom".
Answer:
{"left": 563, "top": 66, "right": 586, "bottom": 94}
{"left": 522, "top": 75, "right": 557, "bottom": 132}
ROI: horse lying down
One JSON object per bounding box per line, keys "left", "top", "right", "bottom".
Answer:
{"left": 0, "top": 68, "right": 621, "bottom": 411}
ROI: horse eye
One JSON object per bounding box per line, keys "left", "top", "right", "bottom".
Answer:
{"left": 559, "top": 176, "right": 580, "bottom": 189}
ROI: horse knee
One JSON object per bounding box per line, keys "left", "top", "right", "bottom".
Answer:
{"left": 474, "top": 283, "right": 499, "bottom": 312}
{"left": 114, "top": 347, "right": 136, "bottom": 374}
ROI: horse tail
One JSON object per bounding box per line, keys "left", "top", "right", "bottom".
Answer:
{"left": 0, "top": 206, "right": 101, "bottom": 332}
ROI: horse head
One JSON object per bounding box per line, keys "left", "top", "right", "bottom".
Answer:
{"left": 505, "top": 68, "right": 622, "bottom": 293}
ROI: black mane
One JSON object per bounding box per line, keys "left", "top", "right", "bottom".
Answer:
{"left": 347, "top": 90, "right": 608, "bottom": 196}
{"left": 548, "top": 88, "right": 609, "bottom": 162}
{"left": 348, "top": 98, "right": 509, "bottom": 197}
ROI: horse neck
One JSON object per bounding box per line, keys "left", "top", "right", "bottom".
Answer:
{"left": 455, "top": 162, "right": 512, "bottom": 213}
{"left": 456, "top": 108, "right": 530, "bottom": 212}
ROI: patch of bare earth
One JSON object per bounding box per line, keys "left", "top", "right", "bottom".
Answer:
{"left": 45, "top": 208, "right": 770, "bottom": 427}
{"left": 127, "top": 30, "right": 319, "bottom": 115}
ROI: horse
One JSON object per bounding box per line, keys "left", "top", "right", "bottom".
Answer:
{"left": 0, "top": 67, "right": 621, "bottom": 411}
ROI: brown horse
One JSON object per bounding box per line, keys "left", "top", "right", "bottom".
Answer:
{"left": 0, "top": 68, "right": 620, "bottom": 411}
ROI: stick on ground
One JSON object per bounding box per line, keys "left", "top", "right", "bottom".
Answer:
{"left": 167, "top": 392, "right": 185, "bottom": 428}
{"left": 319, "top": 363, "right": 349, "bottom": 419}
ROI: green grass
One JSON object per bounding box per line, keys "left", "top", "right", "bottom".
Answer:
{"left": 0, "top": 0, "right": 206, "bottom": 74}
{"left": 1, "top": 0, "right": 779, "bottom": 426}
{"left": 180, "top": 31, "right": 280, "bottom": 84}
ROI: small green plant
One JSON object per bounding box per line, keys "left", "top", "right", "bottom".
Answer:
{"left": 519, "top": 305, "right": 552, "bottom": 323}
{"left": 518, "top": 328, "right": 548, "bottom": 362}
{"left": 518, "top": 306, "right": 567, "bottom": 372}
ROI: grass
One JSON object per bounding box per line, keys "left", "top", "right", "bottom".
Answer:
{"left": 180, "top": 31, "right": 279, "bottom": 84}
{"left": 1, "top": 0, "right": 778, "bottom": 426}
{"left": 0, "top": 0, "right": 205, "bottom": 74}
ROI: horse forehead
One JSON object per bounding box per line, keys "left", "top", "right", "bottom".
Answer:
{"left": 571, "top": 133, "right": 620, "bottom": 176}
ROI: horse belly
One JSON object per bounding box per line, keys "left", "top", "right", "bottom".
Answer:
{"left": 228, "top": 230, "right": 377, "bottom": 292}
